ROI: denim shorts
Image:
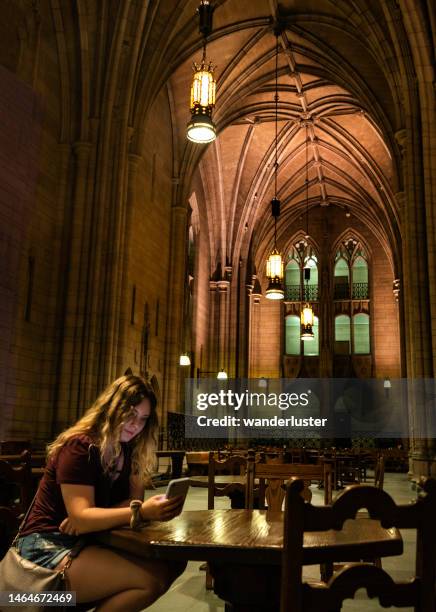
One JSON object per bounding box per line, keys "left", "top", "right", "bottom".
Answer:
{"left": 16, "top": 532, "right": 81, "bottom": 569}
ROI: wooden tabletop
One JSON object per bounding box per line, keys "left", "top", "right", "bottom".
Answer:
{"left": 96, "top": 509, "right": 402, "bottom": 566}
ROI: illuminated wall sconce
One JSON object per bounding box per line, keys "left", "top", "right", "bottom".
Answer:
{"left": 179, "top": 354, "right": 191, "bottom": 366}
{"left": 393, "top": 279, "right": 400, "bottom": 302}
{"left": 384, "top": 377, "right": 392, "bottom": 398}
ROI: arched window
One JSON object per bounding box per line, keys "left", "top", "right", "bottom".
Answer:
{"left": 303, "top": 256, "right": 318, "bottom": 301}
{"left": 303, "top": 316, "right": 319, "bottom": 356}
{"left": 285, "top": 259, "right": 300, "bottom": 301}
{"left": 285, "top": 315, "right": 300, "bottom": 355}
{"left": 334, "top": 242, "right": 369, "bottom": 301}
{"left": 332, "top": 239, "right": 371, "bottom": 356}
{"left": 334, "top": 256, "right": 349, "bottom": 299}
{"left": 335, "top": 315, "right": 351, "bottom": 354}
{"left": 353, "top": 313, "right": 370, "bottom": 354}
{"left": 352, "top": 256, "right": 368, "bottom": 298}
{"left": 285, "top": 243, "right": 319, "bottom": 302}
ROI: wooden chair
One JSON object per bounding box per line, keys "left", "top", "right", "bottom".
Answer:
{"left": 0, "top": 451, "right": 32, "bottom": 512}
{"left": 0, "top": 506, "right": 20, "bottom": 559}
{"left": 246, "top": 460, "right": 333, "bottom": 511}
{"left": 281, "top": 477, "right": 436, "bottom": 612}
{"left": 318, "top": 450, "right": 338, "bottom": 489}
{"left": 288, "top": 447, "right": 305, "bottom": 463}
{"left": 336, "top": 456, "right": 361, "bottom": 489}
{"left": 382, "top": 448, "right": 409, "bottom": 472}
{"left": 373, "top": 454, "right": 385, "bottom": 489}
{"left": 0, "top": 440, "right": 31, "bottom": 454}
{"left": 185, "top": 451, "right": 209, "bottom": 475}
{"left": 207, "top": 451, "right": 248, "bottom": 510}
{"left": 0, "top": 454, "right": 33, "bottom": 559}
{"left": 204, "top": 452, "right": 249, "bottom": 589}
{"left": 324, "top": 454, "right": 386, "bottom": 580}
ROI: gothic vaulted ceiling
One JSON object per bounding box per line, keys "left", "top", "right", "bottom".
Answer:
{"left": 156, "top": 0, "right": 409, "bottom": 275}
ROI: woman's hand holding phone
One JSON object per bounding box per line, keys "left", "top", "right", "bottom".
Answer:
{"left": 140, "top": 494, "right": 184, "bottom": 521}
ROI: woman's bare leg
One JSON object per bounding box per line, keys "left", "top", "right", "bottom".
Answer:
{"left": 59, "top": 545, "right": 186, "bottom": 611}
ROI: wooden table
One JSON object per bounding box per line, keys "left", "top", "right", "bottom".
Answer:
{"left": 97, "top": 509, "right": 402, "bottom": 611}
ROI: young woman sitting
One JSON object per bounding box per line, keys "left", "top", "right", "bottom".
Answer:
{"left": 15, "top": 374, "right": 186, "bottom": 611}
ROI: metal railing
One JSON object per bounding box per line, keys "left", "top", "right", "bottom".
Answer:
{"left": 285, "top": 282, "right": 368, "bottom": 301}
{"left": 304, "top": 285, "right": 318, "bottom": 301}
{"left": 284, "top": 284, "right": 319, "bottom": 301}
{"left": 285, "top": 284, "right": 301, "bottom": 301}
{"left": 352, "top": 282, "right": 369, "bottom": 299}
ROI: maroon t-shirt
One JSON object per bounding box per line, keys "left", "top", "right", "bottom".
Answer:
{"left": 21, "top": 434, "right": 132, "bottom": 536}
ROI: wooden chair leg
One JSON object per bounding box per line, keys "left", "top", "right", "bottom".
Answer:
{"left": 321, "top": 562, "right": 333, "bottom": 582}
{"left": 205, "top": 562, "right": 214, "bottom": 589}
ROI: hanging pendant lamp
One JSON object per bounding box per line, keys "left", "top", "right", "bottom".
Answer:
{"left": 301, "top": 272, "right": 314, "bottom": 340}
{"left": 187, "top": 1, "right": 217, "bottom": 144}
{"left": 265, "top": 34, "right": 284, "bottom": 300}
{"left": 300, "top": 124, "right": 314, "bottom": 339}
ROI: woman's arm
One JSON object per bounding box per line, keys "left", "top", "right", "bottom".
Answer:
{"left": 60, "top": 483, "right": 184, "bottom": 535}
{"left": 130, "top": 473, "right": 146, "bottom": 500}
{"left": 106, "top": 475, "right": 146, "bottom": 508}
{"left": 61, "top": 484, "right": 131, "bottom": 534}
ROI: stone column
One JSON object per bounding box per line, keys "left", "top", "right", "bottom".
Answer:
{"left": 396, "top": 128, "right": 435, "bottom": 476}
{"left": 217, "top": 279, "right": 230, "bottom": 374}
{"left": 249, "top": 280, "right": 262, "bottom": 377}
{"left": 116, "top": 152, "right": 142, "bottom": 374}
{"left": 244, "top": 280, "right": 254, "bottom": 378}
{"left": 49, "top": 143, "right": 73, "bottom": 438}
{"left": 207, "top": 281, "right": 219, "bottom": 373}
{"left": 162, "top": 202, "right": 188, "bottom": 424}
{"left": 55, "top": 141, "right": 93, "bottom": 429}
{"left": 319, "top": 230, "right": 332, "bottom": 378}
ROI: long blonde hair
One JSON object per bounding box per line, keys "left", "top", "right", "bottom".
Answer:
{"left": 47, "top": 374, "right": 158, "bottom": 483}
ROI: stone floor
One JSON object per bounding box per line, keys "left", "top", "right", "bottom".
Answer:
{"left": 145, "top": 473, "right": 417, "bottom": 611}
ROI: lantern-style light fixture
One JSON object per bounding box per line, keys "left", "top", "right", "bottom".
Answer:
{"left": 187, "top": 1, "right": 217, "bottom": 144}
{"left": 301, "top": 269, "right": 315, "bottom": 340}
{"left": 301, "top": 303, "right": 315, "bottom": 340}
{"left": 217, "top": 369, "right": 228, "bottom": 379}
{"left": 265, "top": 33, "right": 284, "bottom": 300}
{"left": 300, "top": 125, "right": 314, "bottom": 340}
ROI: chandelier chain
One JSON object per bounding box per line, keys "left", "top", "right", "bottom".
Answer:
{"left": 306, "top": 123, "right": 309, "bottom": 238}
{"left": 274, "top": 34, "right": 279, "bottom": 198}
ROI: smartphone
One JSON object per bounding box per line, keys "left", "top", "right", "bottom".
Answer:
{"left": 165, "top": 477, "right": 190, "bottom": 503}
